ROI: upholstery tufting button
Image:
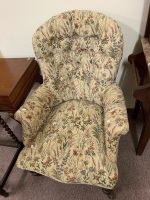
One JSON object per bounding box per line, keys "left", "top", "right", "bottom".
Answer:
{"left": 21, "top": 108, "right": 27, "bottom": 111}
{"left": 107, "top": 119, "right": 110, "bottom": 124}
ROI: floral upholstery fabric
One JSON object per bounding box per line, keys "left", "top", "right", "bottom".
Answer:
{"left": 15, "top": 10, "right": 129, "bottom": 189}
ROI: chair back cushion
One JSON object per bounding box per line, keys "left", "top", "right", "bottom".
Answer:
{"left": 32, "top": 10, "right": 123, "bottom": 105}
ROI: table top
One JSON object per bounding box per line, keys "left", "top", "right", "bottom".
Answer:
{"left": 0, "top": 58, "right": 35, "bottom": 96}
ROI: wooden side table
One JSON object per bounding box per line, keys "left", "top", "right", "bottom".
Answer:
{"left": 0, "top": 57, "right": 42, "bottom": 113}
{"left": 128, "top": 7, "right": 150, "bottom": 155}
{"left": 0, "top": 57, "right": 42, "bottom": 197}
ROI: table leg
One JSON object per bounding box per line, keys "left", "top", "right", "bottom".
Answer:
{"left": 0, "top": 115, "right": 24, "bottom": 197}
{"left": 136, "top": 116, "right": 150, "bottom": 155}
{"left": 132, "top": 100, "right": 141, "bottom": 120}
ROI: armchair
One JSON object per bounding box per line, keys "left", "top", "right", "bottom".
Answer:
{"left": 15, "top": 10, "right": 129, "bottom": 198}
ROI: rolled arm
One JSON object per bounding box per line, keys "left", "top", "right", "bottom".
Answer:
{"left": 14, "top": 84, "right": 59, "bottom": 146}
{"left": 102, "top": 83, "right": 129, "bottom": 162}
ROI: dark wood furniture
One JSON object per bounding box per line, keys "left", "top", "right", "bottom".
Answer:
{"left": 0, "top": 58, "right": 42, "bottom": 197}
{"left": 0, "top": 57, "right": 42, "bottom": 113}
{"left": 128, "top": 7, "right": 150, "bottom": 155}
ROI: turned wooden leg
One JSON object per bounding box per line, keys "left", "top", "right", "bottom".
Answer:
{"left": 0, "top": 115, "right": 23, "bottom": 198}
{"left": 102, "top": 188, "right": 116, "bottom": 199}
{"left": 0, "top": 115, "right": 21, "bottom": 146}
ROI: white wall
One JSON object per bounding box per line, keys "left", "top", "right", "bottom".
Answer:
{"left": 0, "top": 0, "right": 149, "bottom": 108}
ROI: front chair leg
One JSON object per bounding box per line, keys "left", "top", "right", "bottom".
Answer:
{"left": 0, "top": 188, "right": 9, "bottom": 197}
{"left": 102, "top": 188, "right": 116, "bottom": 199}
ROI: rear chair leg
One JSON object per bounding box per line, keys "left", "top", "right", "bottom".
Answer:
{"left": 102, "top": 188, "right": 116, "bottom": 199}
{"left": 29, "top": 171, "right": 42, "bottom": 176}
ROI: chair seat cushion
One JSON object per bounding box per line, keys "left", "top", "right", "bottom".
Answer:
{"left": 16, "top": 100, "right": 118, "bottom": 189}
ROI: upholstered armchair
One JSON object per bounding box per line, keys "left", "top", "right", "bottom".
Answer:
{"left": 15, "top": 10, "right": 129, "bottom": 198}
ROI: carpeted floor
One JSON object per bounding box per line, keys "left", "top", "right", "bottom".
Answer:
{"left": 0, "top": 109, "right": 150, "bottom": 200}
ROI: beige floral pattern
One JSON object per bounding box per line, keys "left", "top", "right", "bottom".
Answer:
{"left": 15, "top": 10, "right": 129, "bottom": 189}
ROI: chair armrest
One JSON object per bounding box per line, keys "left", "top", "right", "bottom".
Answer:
{"left": 102, "top": 83, "right": 129, "bottom": 162}
{"left": 14, "top": 84, "right": 59, "bottom": 146}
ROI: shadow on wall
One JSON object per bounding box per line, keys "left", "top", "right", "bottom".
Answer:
{"left": 117, "top": 25, "right": 143, "bottom": 109}
{"left": 118, "top": 0, "right": 149, "bottom": 109}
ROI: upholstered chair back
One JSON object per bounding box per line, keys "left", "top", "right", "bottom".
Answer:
{"left": 32, "top": 10, "right": 123, "bottom": 105}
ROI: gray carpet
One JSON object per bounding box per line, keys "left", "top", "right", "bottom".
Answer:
{"left": 0, "top": 110, "right": 150, "bottom": 200}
